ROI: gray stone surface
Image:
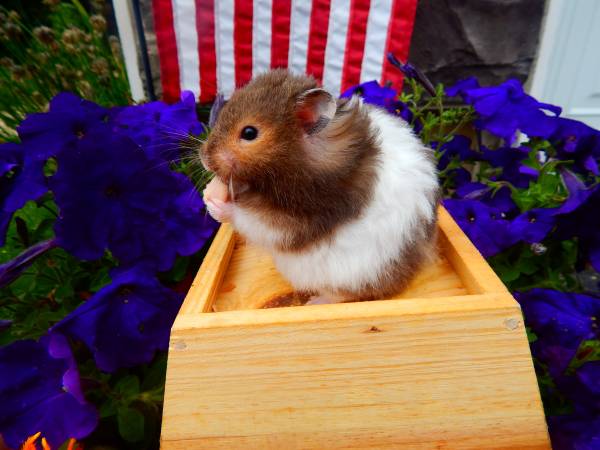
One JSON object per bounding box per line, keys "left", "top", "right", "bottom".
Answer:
{"left": 408, "top": 0, "right": 547, "bottom": 88}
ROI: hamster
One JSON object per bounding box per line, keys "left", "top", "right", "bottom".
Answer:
{"left": 201, "top": 69, "right": 440, "bottom": 305}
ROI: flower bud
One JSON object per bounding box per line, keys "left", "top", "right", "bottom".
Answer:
{"left": 31, "top": 91, "right": 45, "bottom": 105}
{"left": 62, "top": 27, "right": 83, "bottom": 45}
{"left": 91, "top": 57, "right": 109, "bottom": 77}
{"left": 8, "top": 10, "right": 20, "bottom": 22}
{"left": 79, "top": 81, "right": 93, "bottom": 98}
{"left": 0, "top": 57, "right": 15, "bottom": 69}
{"left": 108, "top": 35, "right": 122, "bottom": 58}
{"left": 90, "top": 14, "right": 107, "bottom": 33}
{"left": 5, "top": 23, "right": 22, "bottom": 40}
{"left": 10, "top": 65, "right": 28, "bottom": 82}
{"left": 64, "top": 43, "right": 77, "bottom": 54}
{"left": 33, "top": 26, "right": 55, "bottom": 45}
{"left": 91, "top": 0, "right": 106, "bottom": 11}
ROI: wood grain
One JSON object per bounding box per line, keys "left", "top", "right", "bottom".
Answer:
{"left": 163, "top": 206, "right": 550, "bottom": 449}
{"left": 437, "top": 207, "right": 509, "bottom": 295}
{"left": 178, "top": 225, "right": 235, "bottom": 316}
{"left": 163, "top": 294, "right": 549, "bottom": 449}
{"left": 209, "top": 207, "right": 474, "bottom": 312}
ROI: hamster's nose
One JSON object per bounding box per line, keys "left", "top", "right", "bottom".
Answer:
{"left": 217, "top": 149, "right": 238, "bottom": 173}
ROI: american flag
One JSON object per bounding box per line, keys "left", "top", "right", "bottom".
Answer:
{"left": 152, "top": 0, "right": 418, "bottom": 102}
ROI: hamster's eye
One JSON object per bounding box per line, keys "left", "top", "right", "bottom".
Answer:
{"left": 241, "top": 126, "right": 258, "bottom": 141}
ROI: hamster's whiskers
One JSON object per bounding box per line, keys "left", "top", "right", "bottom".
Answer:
{"left": 229, "top": 176, "right": 235, "bottom": 202}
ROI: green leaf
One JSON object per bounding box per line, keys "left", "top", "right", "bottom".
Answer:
{"left": 115, "top": 374, "right": 140, "bottom": 399}
{"left": 141, "top": 354, "right": 167, "bottom": 391}
{"left": 526, "top": 327, "right": 538, "bottom": 344}
{"left": 165, "top": 256, "right": 189, "bottom": 283}
{"left": 99, "top": 397, "right": 118, "bottom": 418}
{"left": 89, "top": 266, "right": 111, "bottom": 292}
{"left": 117, "top": 407, "right": 145, "bottom": 442}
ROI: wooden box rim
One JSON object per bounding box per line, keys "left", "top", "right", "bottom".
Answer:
{"left": 173, "top": 206, "right": 515, "bottom": 332}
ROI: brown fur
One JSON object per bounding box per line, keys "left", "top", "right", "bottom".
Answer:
{"left": 202, "top": 69, "right": 380, "bottom": 252}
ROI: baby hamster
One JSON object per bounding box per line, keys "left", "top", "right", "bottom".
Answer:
{"left": 201, "top": 69, "right": 440, "bottom": 305}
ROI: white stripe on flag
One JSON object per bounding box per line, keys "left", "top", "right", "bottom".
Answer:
{"left": 288, "top": 0, "right": 313, "bottom": 75}
{"left": 322, "top": 0, "right": 351, "bottom": 95}
{"left": 172, "top": 0, "right": 200, "bottom": 97}
{"left": 253, "top": 0, "right": 273, "bottom": 77}
{"left": 215, "top": 0, "right": 236, "bottom": 97}
{"left": 360, "top": 0, "right": 393, "bottom": 83}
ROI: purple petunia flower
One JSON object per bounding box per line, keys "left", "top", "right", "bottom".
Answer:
{"left": 549, "top": 362, "right": 600, "bottom": 449}
{"left": 0, "top": 238, "right": 57, "bottom": 288}
{"left": 446, "top": 167, "right": 472, "bottom": 188}
{"left": 445, "top": 76, "right": 480, "bottom": 99}
{"left": 555, "top": 170, "right": 597, "bottom": 215}
{"left": 456, "top": 183, "right": 519, "bottom": 219}
{"left": 548, "top": 413, "right": 600, "bottom": 450}
{"left": 340, "top": 80, "right": 422, "bottom": 132}
{"left": 51, "top": 266, "right": 184, "bottom": 372}
{"left": 481, "top": 145, "right": 538, "bottom": 188}
{"left": 508, "top": 208, "right": 556, "bottom": 244}
{"left": 516, "top": 289, "right": 600, "bottom": 376}
{"left": 436, "top": 135, "right": 481, "bottom": 171}
{"left": 573, "top": 361, "right": 600, "bottom": 412}
{"left": 390, "top": 100, "right": 423, "bottom": 133}
{"left": 446, "top": 78, "right": 562, "bottom": 144}
{"left": 0, "top": 319, "right": 12, "bottom": 332}
{"left": 112, "top": 91, "right": 205, "bottom": 161}
{"left": 0, "top": 334, "right": 98, "bottom": 449}
{"left": 443, "top": 198, "right": 515, "bottom": 257}
{"left": 50, "top": 130, "right": 217, "bottom": 271}
{"left": 0, "top": 142, "right": 48, "bottom": 246}
{"left": 340, "top": 80, "right": 398, "bottom": 110}
{"left": 555, "top": 360, "right": 600, "bottom": 418}
{"left": 386, "top": 52, "right": 436, "bottom": 96}
{"left": 17, "top": 92, "right": 109, "bottom": 162}
{"left": 553, "top": 171, "right": 600, "bottom": 271}
{"left": 550, "top": 117, "right": 600, "bottom": 175}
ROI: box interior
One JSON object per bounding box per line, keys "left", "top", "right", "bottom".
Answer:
{"left": 177, "top": 207, "right": 509, "bottom": 316}
{"left": 211, "top": 232, "right": 467, "bottom": 312}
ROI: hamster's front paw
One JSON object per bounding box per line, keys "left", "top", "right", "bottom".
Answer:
{"left": 205, "top": 198, "right": 233, "bottom": 223}
{"left": 203, "top": 177, "right": 232, "bottom": 223}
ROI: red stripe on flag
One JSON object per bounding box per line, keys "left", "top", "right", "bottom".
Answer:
{"left": 196, "top": 0, "right": 218, "bottom": 103}
{"left": 381, "top": 0, "right": 418, "bottom": 90}
{"left": 340, "top": 0, "right": 370, "bottom": 92}
{"left": 306, "top": 0, "right": 331, "bottom": 84}
{"left": 271, "top": 0, "right": 292, "bottom": 69}
{"left": 152, "top": 0, "right": 181, "bottom": 102}
{"left": 234, "top": 0, "right": 254, "bottom": 87}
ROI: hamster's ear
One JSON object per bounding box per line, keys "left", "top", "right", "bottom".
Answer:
{"left": 209, "top": 93, "right": 226, "bottom": 128}
{"left": 295, "top": 88, "right": 336, "bottom": 135}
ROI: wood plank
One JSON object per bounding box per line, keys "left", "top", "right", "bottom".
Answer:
{"left": 173, "top": 293, "right": 516, "bottom": 331}
{"left": 163, "top": 294, "right": 549, "bottom": 449}
{"left": 177, "top": 225, "right": 235, "bottom": 317}
{"left": 437, "top": 206, "right": 509, "bottom": 295}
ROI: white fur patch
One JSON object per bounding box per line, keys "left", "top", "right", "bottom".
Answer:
{"left": 232, "top": 104, "right": 438, "bottom": 294}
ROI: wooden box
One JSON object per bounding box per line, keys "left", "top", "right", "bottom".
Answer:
{"left": 161, "top": 207, "right": 550, "bottom": 449}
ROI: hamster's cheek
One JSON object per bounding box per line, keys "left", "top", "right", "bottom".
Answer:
{"left": 205, "top": 198, "right": 233, "bottom": 223}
